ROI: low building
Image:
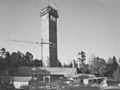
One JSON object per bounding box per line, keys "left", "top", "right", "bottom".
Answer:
{"left": 13, "top": 66, "right": 77, "bottom": 83}
{"left": 13, "top": 76, "right": 32, "bottom": 89}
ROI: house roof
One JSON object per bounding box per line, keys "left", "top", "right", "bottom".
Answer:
{"left": 14, "top": 76, "right": 32, "bottom": 82}
{"left": 14, "top": 67, "right": 50, "bottom": 76}
{"left": 71, "top": 74, "right": 95, "bottom": 79}
{"left": 14, "top": 67, "right": 77, "bottom": 77}
{"left": 40, "top": 67, "right": 77, "bottom": 76}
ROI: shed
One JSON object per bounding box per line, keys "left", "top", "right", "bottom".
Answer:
{"left": 14, "top": 76, "right": 32, "bottom": 89}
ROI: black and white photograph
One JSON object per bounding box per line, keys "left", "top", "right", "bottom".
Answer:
{"left": 0, "top": 0, "right": 120, "bottom": 90}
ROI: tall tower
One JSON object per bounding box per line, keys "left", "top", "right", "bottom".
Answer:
{"left": 40, "top": 6, "right": 59, "bottom": 67}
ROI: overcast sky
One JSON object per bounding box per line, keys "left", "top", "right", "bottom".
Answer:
{"left": 0, "top": 0, "right": 120, "bottom": 63}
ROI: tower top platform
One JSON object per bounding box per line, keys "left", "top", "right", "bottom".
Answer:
{"left": 40, "top": 5, "right": 59, "bottom": 18}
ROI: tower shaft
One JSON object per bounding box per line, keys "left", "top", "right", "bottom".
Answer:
{"left": 40, "top": 6, "right": 59, "bottom": 67}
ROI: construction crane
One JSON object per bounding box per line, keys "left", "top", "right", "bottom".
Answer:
{"left": 7, "top": 39, "right": 54, "bottom": 61}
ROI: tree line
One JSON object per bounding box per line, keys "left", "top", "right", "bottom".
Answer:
{"left": 66, "top": 51, "right": 120, "bottom": 80}
{"left": 0, "top": 48, "right": 43, "bottom": 75}
{"left": 0, "top": 48, "right": 120, "bottom": 80}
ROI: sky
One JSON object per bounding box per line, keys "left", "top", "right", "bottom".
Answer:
{"left": 0, "top": 0, "right": 120, "bottom": 64}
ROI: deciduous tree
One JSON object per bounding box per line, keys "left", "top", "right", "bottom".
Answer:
{"left": 88, "top": 56, "right": 107, "bottom": 77}
{"left": 107, "top": 56, "right": 118, "bottom": 78}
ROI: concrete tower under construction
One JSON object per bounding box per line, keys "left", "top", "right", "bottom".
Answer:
{"left": 40, "top": 6, "right": 59, "bottom": 67}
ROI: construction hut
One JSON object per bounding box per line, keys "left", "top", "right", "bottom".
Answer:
{"left": 14, "top": 67, "right": 77, "bottom": 83}
{"left": 13, "top": 76, "right": 32, "bottom": 89}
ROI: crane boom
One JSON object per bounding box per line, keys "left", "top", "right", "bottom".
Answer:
{"left": 7, "top": 39, "right": 54, "bottom": 61}
{"left": 7, "top": 39, "right": 52, "bottom": 45}
{"left": 7, "top": 39, "right": 37, "bottom": 44}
